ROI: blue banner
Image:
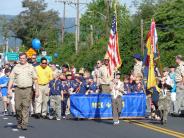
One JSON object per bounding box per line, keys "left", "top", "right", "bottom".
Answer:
{"left": 70, "top": 93, "right": 146, "bottom": 119}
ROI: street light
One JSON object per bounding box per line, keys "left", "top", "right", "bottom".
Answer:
{"left": 86, "top": 10, "right": 107, "bottom": 47}
{"left": 87, "top": 10, "right": 107, "bottom": 19}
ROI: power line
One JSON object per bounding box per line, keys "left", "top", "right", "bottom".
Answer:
{"left": 55, "top": 0, "right": 90, "bottom": 54}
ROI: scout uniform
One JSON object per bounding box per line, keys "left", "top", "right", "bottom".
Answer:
{"left": 110, "top": 71, "right": 124, "bottom": 125}
{"left": 9, "top": 62, "right": 37, "bottom": 129}
{"left": 49, "top": 75, "right": 62, "bottom": 120}
{"left": 158, "top": 72, "right": 173, "bottom": 124}
{"left": 99, "top": 65, "right": 111, "bottom": 93}
{"left": 133, "top": 54, "right": 143, "bottom": 77}
{"left": 86, "top": 77, "right": 98, "bottom": 94}
{"left": 174, "top": 61, "right": 184, "bottom": 115}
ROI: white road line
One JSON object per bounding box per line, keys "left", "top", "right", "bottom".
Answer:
{"left": 19, "top": 136, "right": 26, "bottom": 138}
{"left": 12, "top": 128, "right": 19, "bottom": 132}
{"left": 7, "top": 122, "right": 13, "bottom": 125}
{"left": 3, "top": 117, "right": 8, "bottom": 120}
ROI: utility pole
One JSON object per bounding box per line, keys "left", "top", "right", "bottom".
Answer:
{"left": 61, "top": 2, "right": 66, "bottom": 44}
{"left": 141, "top": 19, "right": 144, "bottom": 55}
{"left": 55, "top": 0, "right": 89, "bottom": 54}
{"left": 105, "top": 0, "right": 110, "bottom": 37}
{"left": 76, "top": 0, "right": 80, "bottom": 54}
{"left": 90, "top": 25, "right": 94, "bottom": 47}
{"left": 75, "top": 13, "right": 78, "bottom": 54}
{"left": 4, "top": 37, "right": 8, "bottom": 63}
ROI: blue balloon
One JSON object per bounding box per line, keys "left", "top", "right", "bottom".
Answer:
{"left": 54, "top": 53, "right": 58, "bottom": 58}
{"left": 32, "top": 38, "right": 41, "bottom": 50}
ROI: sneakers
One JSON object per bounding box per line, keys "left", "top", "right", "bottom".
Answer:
{"left": 113, "top": 120, "right": 120, "bottom": 125}
{"left": 34, "top": 113, "right": 41, "bottom": 119}
{"left": 3, "top": 111, "right": 8, "bottom": 116}
{"left": 21, "top": 126, "right": 28, "bottom": 130}
{"left": 17, "top": 124, "right": 22, "bottom": 129}
{"left": 56, "top": 117, "right": 61, "bottom": 121}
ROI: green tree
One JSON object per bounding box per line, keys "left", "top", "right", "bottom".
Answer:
{"left": 10, "top": 0, "right": 60, "bottom": 50}
{"left": 154, "top": 0, "right": 184, "bottom": 66}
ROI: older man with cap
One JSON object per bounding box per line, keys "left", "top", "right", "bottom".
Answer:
{"left": 99, "top": 57, "right": 112, "bottom": 93}
{"left": 133, "top": 54, "right": 143, "bottom": 77}
{"left": 173, "top": 55, "right": 184, "bottom": 116}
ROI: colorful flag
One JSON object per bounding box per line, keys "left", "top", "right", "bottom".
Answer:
{"left": 105, "top": 13, "right": 122, "bottom": 76}
{"left": 147, "top": 19, "right": 158, "bottom": 89}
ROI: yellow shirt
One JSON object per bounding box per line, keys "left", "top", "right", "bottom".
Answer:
{"left": 36, "top": 65, "right": 53, "bottom": 85}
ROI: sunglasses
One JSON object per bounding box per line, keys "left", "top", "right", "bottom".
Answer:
{"left": 41, "top": 62, "right": 47, "bottom": 64}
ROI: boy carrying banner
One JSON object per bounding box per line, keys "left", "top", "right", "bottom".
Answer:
{"left": 49, "top": 72, "right": 62, "bottom": 120}
{"left": 110, "top": 71, "right": 124, "bottom": 125}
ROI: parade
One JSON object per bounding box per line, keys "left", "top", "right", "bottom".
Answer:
{"left": 0, "top": 0, "right": 184, "bottom": 138}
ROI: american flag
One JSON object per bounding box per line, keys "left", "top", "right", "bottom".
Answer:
{"left": 106, "top": 14, "right": 122, "bottom": 76}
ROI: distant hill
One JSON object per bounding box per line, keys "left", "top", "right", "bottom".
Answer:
{"left": 0, "top": 15, "right": 75, "bottom": 48}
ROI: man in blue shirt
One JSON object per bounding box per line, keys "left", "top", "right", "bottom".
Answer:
{"left": 49, "top": 73, "right": 62, "bottom": 120}
{"left": 0, "top": 68, "right": 11, "bottom": 115}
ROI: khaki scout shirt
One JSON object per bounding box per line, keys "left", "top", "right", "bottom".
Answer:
{"left": 93, "top": 68, "right": 101, "bottom": 86}
{"left": 99, "top": 65, "right": 112, "bottom": 85}
{"left": 175, "top": 61, "right": 184, "bottom": 83}
{"left": 133, "top": 61, "right": 143, "bottom": 77}
{"left": 10, "top": 63, "right": 37, "bottom": 88}
{"left": 110, "top": 79, "right": 124, "bottom": 99}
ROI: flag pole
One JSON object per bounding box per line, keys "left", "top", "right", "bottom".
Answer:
{"left": 114, "top": 0, "right": 122, "bottom": 69}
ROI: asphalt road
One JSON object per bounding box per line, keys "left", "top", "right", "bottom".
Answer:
{"left": 0, "top": 115, "right": 183, "bottom": 138}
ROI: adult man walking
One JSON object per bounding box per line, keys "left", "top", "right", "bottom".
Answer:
{"left": 99, "top": 58, "right": 112, "bottom": 93}
{"left": 31, "top": 54, "right": 39, "bottom": 67}
{"left": 8, "top": 53, "right": 39, "bottom": 130}
{"left": 133, "top": 54, "right": 143, "bottom": 77}
{"left": 93, "top": 60, "right": 102, "bottom": 86}
{"left": 35, "top": 57, "right": 53, "bottom": 118}
{"left": 174, "top": 55, "right": 184, "bottom": 115}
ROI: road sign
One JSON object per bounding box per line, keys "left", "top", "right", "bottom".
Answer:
{"left": 26, "top": 48, "right": 37, "bottom": 58}
{"left": 36, "top": 56, "right": 52, "bottom": 63}
{"left": 41, "top": 51, "right": 47, "bottom": 56}
{"left": 7, "top": 52, "right": 19, "bottom": 61}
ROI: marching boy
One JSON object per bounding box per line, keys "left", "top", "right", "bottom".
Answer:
{"left": 49, "top": 73, "right": 62, "bottom": 120}
{"left": 110, "top": 71, "right": 124, "bottom": 125}
{"left": 158, "top": 67, "right": 173, "bottom": 125}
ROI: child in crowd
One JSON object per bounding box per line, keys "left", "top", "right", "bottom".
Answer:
{"left": 158, "top": 67, "right": 173, "bottom": 125}
{"left": 61, "top": 72, "right": 73, "bottom": 118}
{"left": 49, "top": 73, "right": 62, "bottom": 120}
{"left": 169, "top": 66, "right": 176, "bottom": 114}
{"left": 134, "top": 74, "right": 144, "bottom": 93}
{"left": 123, "top": 75, "right": 130, "bottom": 94}
{"left": 129, "top": 73, "right": 136, "bottom": 93}
{"left": 0, "top": 68, "right": 11, "bottom": 115}
{"left": 86, "top": 76, "right": 98, "bottom": 95}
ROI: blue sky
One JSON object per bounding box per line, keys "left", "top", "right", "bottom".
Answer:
{"left": 0, "top": 0, "right": 136, "bottom": 17}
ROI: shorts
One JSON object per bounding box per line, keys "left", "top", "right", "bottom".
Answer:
{"left": 2, "top": 96, "right": 8, "bottom": 102}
